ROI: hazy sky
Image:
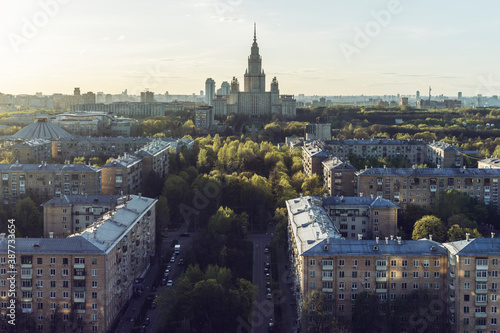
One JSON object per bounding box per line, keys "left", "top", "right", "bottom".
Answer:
{"left": 1, "top": 0, "right": 499, "bottom": 97}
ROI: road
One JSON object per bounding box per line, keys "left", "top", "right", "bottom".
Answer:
{"left": 111, "top": 223, "right": 195, "bottom": 333}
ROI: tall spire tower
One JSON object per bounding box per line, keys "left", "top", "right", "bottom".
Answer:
{"left": 244, "top": 23, "right": 265, "bottom": 93}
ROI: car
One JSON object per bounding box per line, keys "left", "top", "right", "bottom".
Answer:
{"left": 147, "top": 293, "right": 156, "bottom": 301}
{"left": 266, "top": 287, "right": 271, "bottom": 293}
{"left": 180, "top": 232, "right": 190, "bottom": 237}
{"left": 264, "top": 267, "right": 269, "bottom": 273}
{"left": 266, "top": 293, "right": 272, "bottom": 300}
{"left": 266, "top": 281, "right": 271, "bottom": 288}
{"left": 167, "top": 280, "right": 173, "bottom": 286}
{"left": 265, "top": 262, "right": 270, "bottom": 268}
{"left": 170, "top": 257, "right": 175, "bottom": 263}
{"left": 144, "top": 318, "right": 150, "bottom": 326}
{"left": 150, "top": 302, "right": 157, "bottom": 309}
{"left": 161, "top": 278, "right": 167, "bottom": 286}
{"left": 264, "top": 247, "right": 270, "bottom": 254}
{"left": 178, "top": 259, "right": 184, "bottom": 266}
{"left": 268, "top": 320, "right": 275, "bottom": 332}
{"left": 164, "top": 269, "right": 170, "bottom": 276}
{"left": 138, "top": 326, "right": 146, "bottom": 333}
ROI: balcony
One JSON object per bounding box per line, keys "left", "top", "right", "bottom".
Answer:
{"left": 476, "top": 289, "right": 488, "bottom": 294}
{"left": 449, "top": 295, "right": 455, "bottom": 302}
{"left": 322, "top": 265, "right": 333, "bottom": 270}
{"left": 74, "top": 286, "right": 85, "bottom": 292}
{"left": 476, "top": 276, "right": 488, "bottom": 282}
{"left": 449, "top": 272, "right": 455, "bottom": 278}
{"left": 75, "top": 309, "right": 86, "bottom": 314}
{"left": 74, "top": 297, "right": 85, "bottom": 303}
{"left": 21, "top": 273, "right": 32, "bottom": 279}
{"left": 475, "top": 312, "right": 487, "bottom": 318}
{"left": 449, "top": 284, "right": 455, "bottom": 290}
{"left": 475, "top": 300, "right": 487, "bottom": 306}
{"left": 376, "top": 265, "right": 387, "bottom": 271}
{"left": 375, "top": 288, "right": 387, "bottom": 293}
{"left": 21, "top": 264, "right": 32, "bottom": 269}
{"left": 449, "top": 307, "right": 454, "bottom": 314}
{"left": 376, "top": 277, "right": 387, "bottom": 282}
{"left": 322, "top": 277, "right": 333, "bottom": 282}
{"left": 21, "top": 286, "right": 32, "bottom": 291}
{"left": 475, "top": 325, "right": 487, "bottom": 330}
{"left": 74, "top": 263, "right": 85, "bottom": 269}
{"left": 322, "top": 288, "right": 333, "bottom": 293}
{"left": 21, "top": 297, "right": 32, "bottom": 302}
{"left": 74, "top": 275, "right": 85, "bottom": 280}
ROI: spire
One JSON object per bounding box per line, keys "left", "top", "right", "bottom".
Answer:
{"left": 253, "top": 22, "right": 256, "bottom": 42}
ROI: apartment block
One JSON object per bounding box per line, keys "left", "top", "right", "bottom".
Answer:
{"left": 427, "top": 141, "right": 463, "bottom": 168}
{"left": 10, "top": 139, "right": 52, "bottom": 164}
{"left": 286, "top": 196, "right": 447, "bottom": 328}
{"left": 42, "top": 195, "right": 123, "bottom": 237}
{"left": 355, "top": 167, "right": 500, "bottom": 210}
{"left": 302, "top": 141, "right": 331, "bottom": 177}
{"left": 322, "top": 196, "right": 398, "bottom": 240}
{"left": 101, "top": 154, "right": 142, "bottom": 195}
{"left": 322, "top": 157, "right": 357, "bottom": 196}
{"left": 0, "top": 195, "right": 156, "bottom": 333}
{"left": 194, "top": 107, "right": 214, "bottom": 130}
{"left": 51, "top": 137, "right": 151, "bottom": 163}
{"left": 71, "top": 102, "right": 184, "bottom": 117}
{"left": 135, "top": 140, "right": 170, "bottom": 179}
{"left": 443, "top": 237, "right": 500, "bottom": 333}
{"left": 0, "top": 164, "right": 101, "bottom": 205}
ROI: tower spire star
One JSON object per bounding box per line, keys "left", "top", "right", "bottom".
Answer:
{"left": 253, "top": 22, "right": 256, "bottom": 42}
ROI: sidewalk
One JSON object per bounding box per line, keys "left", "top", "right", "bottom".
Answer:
{"left": 276, "top": 242, "right": 298, "bottom": 333}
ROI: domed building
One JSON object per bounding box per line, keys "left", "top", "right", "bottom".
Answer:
{"left": 11, "top": 118, "right": 72, "bottom": 140}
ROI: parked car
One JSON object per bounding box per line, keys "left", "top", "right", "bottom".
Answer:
{"left": 178, "top": 259, "right": 184, "bottom": 266}
{"left": 150, "top": 302, "right": 157, "bottom": 309}
{"left": 180, "top": 232, "right": 190, "bottom": 237}
{"left": 170, "top": 256, "right": 175, "bottom": 263}
{"left": 167, "top": 280, "right": 173, "bottom": 286}
{"left": 144, "top": 318, "right": 150, "bottom": 326}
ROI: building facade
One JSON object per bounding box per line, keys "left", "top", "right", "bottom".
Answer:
{"left": 42, "top": 195, "right": 123, "bottom": 237}
{"left": 10, "top": 139, "right": 52, "bottom": 164}
{"left": 355, "top": 167, "right": 500, "bottom": 210}
{"left": 0, "top": 195, "right": 156, "bottom": 333}
{"left": 195, "top": 107, "right": 214, "bottom": 130}
{"left": 322, "top": 157, "right": 357, "bottom": 196}
{"left": 101, "top": 154, "right": 142, "bottom": 195}
{"left": 135, "top": 140, "right": 170, "bottom": 180}
{"left": 427, "top": 141, "right": 463, "bottom": 168}
{"left": 443, "top": 237, "right": 500, "bottom": 333}
{"left": 71, "top": 102, "right": 184, "bottom": 117}
{"left": 478, "top": 157, "right": 500, "bottom": 169}
{"left": 0, "top": 164, "right": 101, "bottom": 205}
{"left": 213, "top": 25, "right": 296, "bottom": 118}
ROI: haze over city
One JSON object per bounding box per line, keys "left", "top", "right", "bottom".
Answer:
{"left": 2, "top": 0, "right": 500, "bottom": 96}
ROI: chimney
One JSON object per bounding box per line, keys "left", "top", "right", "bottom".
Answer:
{"left": 49, "top": 232, "right": 54, "bottom": 239}
{"left": 466, "top": 233, "right": 470, "bottom": 242}
{"left": 429, "top": 234, "right": 432, "bottom": 241}
{"left": 358, "top": 234, "right": 363, "bottom": 240}
{"left": 300, "top": 193, "right": 303, "bottom": 198}
{"left": 397, "top": 236, "right": 402, "bottom": 245}
{"left": 376, "top": 236, "right": 379, "bottom": 244}
{"left": 492, "top": 232, "right": 496, "bottom": 239}
{"left": 316, "top": 232, "right": 320, "bottom": 240}
{"left": 390, "top": 235, "right": 394, "bottom": 241}
{"left": 385, "top": 237, "right": 388, "bottom": 244}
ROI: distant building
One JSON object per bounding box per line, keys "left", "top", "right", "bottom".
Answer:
{"left": 71, "top": 102, "right": 184, "bottom": 117}
{"left": 398, "top": 97, "right": 409, "bottom": 106}
{"left": 305, "top": 123, "right": 331, "bottom": 141}
{"left": 213, "top": 25, "right": 296, "bottom": 118}
{"left": 205, "top": 78, "right": 215, "bottom": 106}
{"left": 140, "top": 90, "right": 155, "bottom": 103}
{"left": 427, "top": 141, "right": 463, "bottom": 168}
{"left": 302, "top": 141, "right": 332, "bottom": 177}
{"left": 221, "top": 81, "right": 230, "bottom": 95}
{"left": 135, "top": 140, "right": 170, "bottom": 180}
{"left": 11, "top": 118, "right": 72, "bottom": 140}
{"left": 195, "top": 107, "right": 214, "bottom": 130}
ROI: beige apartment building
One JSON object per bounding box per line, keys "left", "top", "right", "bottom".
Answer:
{"left": 444, "top": 237, "right": 500, "bottom": 333}
{"left": 101, "top": 154, "right": 142, "bottom": 195}
{"left": 286, "top": 196, "right": 448, "bottom": 330}
{"left": 302, "top": 141, "right": 331, "bottom": 177}
{"left": 478, "top": 157, "right": 500, "bottom": 169}
{"left": 10, "top": 139, "right": 52, "bottom": 164}
{"left": 322, "top": 157, "right": 356, "bottom": 196}
{"left": 42, "top": 195, "right": 123, "bottom": 238}
{"left": 355, "top": 167, "right": 500, "bottom": 210}
{"left": 427, "top": 141, "right": 463, "bottom": 168}
{"left": 135, "top": 140, "right": 170, "bottom": 180}
{"left": 51, "top": 137, "right": 151, "bottom": 163}
{"left": 0, "top": 164, "right": 101, "bottom": 205}
{"left": 322, "top": 196, "right": 398, "bottom": 240}
{"left": 0, "top": 195, "right": 156, "bottom": 333}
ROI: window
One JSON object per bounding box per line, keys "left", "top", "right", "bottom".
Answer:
{"left": 50, "top": 258, "right": 55, "bottom": 265}
{"left": 434, "top": 272, "right": 440, "bottom": 278}
{"left": 477, "top": 258, "right": 488, "bottom": 266}
{"left": 339, "top": 271, "right": 345, "bottom": 278}
{"left": 50, "top": 291, "right": 55, "bottom": 298}
{"left": 339, "top": 259, "right": 345, "bottom": 267}
{"left": 63, "top": 303, "right": 69, "bottom": 309}
{"left": 37, "top": 258, "right": 42, "bottom": 265}
{"left": 91, "top": 269, "right": 97, "bottom": 276}
{"left": 413, "top": 282, "right": 418, "bottom": 289}
{"left": 391, "top": 272, "right": 397, "bottom": 278}
{"left": 492, "top": 270, "right": 499, "bottom": 278}
{"left": 402, "top": 283, "right": 407, "bottom": 290}
{"left": 365, "top": 260, "right": 371, "bottom": 267}
{"left": 391, "top": 260, "right": 396, "bottom": 267}
{"left": 464, "top": 270, "right": 470, "bottom": 278}
{"left": 464, "top": 295, "right": 470, "bottom": 301}
{"left": 464, "top": 258, "right": 471, "bottom": 265}
{"left": 92, "top": 292, "right": 97, "bottom": 299}
{"left": 310, "top": 271, "right": 315, "bottom": 278}
{"left": 493, "top": 318, "right": 498, "bottom": 325}
{"left": 62, "top": 269, "right": 69, "bottom": 276}
{"left": 63, "top": 292, "right": 68, "bottom": 298}
{"left": 391, "top": 282, "right": 396, "bottom": 289}
{"left": 413, "top": 272, "right": 419, "bottom": 278}
{"left": 50, "top": 281, "right": 55, "bottom": 288}
{"left": 352, "top": 271, "right": 357, "bottom": 278}
{"left": 310, "top": 281, "right": 315, "bottom": 289}
{"left": 339, "top": 282, "right": 345, "bottom": 290}
{"left": 50, "top": 303, "right": 56, "bottom": 310}
{"left": 464, "top": 306, "right": 470, "bottom": 313}
{"left": 402, "top": 260, "right": 408, "bottom": 267}
{"left": 493, "top": 258, "right": 499, "bottom": 266}
{"left": 310, "top": 259, "right": 316, "bottom": 266}
{"left": 402, "top": 272, "right": 408, "bottom": 278}
{"left": 365, "top": 272, "right": 371, "bottom": 278}
{"left": 92, "top": 303, "right": 97, "bottom": 310}
{"left": 92, "top": 258, "right": 97, "bottom": 265}
{"left": 352, "top": 282, "right": 357, "bottom": 290}
{"left": 434, "top": 260, "right": 440, "bottom": 267}
{"left": 494, "top": 295, "right": 498, "bottom": 302}
{"left": 376, "top": 260, "right": 387, "bottom": 268}
{"left": 338, "top": 293, "right": 344, "bottom": 300}
{"left": 464, "top": 282, "right": 470, "bottom": 290}
{"left": 413, "top": 260, "right": 419, "bottom": 267}
{"left": 423, "top": 271, "right": 429, "bottom": 278}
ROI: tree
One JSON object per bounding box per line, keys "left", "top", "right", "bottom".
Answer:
{"left": 446, "top": 214, "right": 477, "bottom": 229}
{"left": 412, "top": 215, "right": 447, "bottom": 242}
{"left": 14, "top": 197, "right": 42, "bottom": 237}
{"left": 351, "top": 291, "right": 380, "bottom": 333}
{"left": 300, "top": 290, "right": 344, "bottom": 333}
{"left": 447, "top": 224, "right": 483, "bottom": 242}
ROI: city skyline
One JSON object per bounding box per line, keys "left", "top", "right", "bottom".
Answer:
{"left": 2, "top": 0, "right": 500, "bottom": 97}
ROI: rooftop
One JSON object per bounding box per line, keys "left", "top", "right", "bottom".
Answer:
{"left": 479, "top": 157, "right": 500, "bottom": 168}
{"left": 323, "top": 138, "right": 426, "bottom": 146}
{"left": 355, "top": 167, "right": 500, "bottom": 177}
{"left": 428, "top": 140, "right": 459, "bottom": 151}
{"left": 42, "top": 194, "right": 123, "bottom": 207}
{"left": 11, "top": 138, "right": 51, "bottom": 147}
{"left": 444, "top": 237, "right": 500, "bottom": 255}
{"left": 11, "top": 119, "right": 72, "bottom": 140}
{"left": 103, "top": 154, "right": 142, "bottom": 168}
{"left": 322, "top": 195, "right": 398, "bottom": 209}
{"left": 322, "top": 157, "right": 356, "bottom": 170}
{"left": 136, "top": 140, "right": 171, "bottom": 157}
{"left": 0, "top": 163, "right": 99, "bottom": 173}
{"left": 302, "top": 238, "right": 448, "bottom": 257}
